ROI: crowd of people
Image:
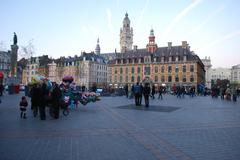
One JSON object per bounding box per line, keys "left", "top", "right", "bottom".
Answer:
{"left": 124, "top": 83, "right": 239, "bottom": 107}
{"left": 124, "top": 83, "right": 165, "bottom": 107}
{"left": 29, "top": 82, "right": 62, "bottom": 120}
{"left": 211, "top": 86, "right": 239, "bottom": 101}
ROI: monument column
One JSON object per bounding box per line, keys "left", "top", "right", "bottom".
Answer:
{"left": 10, "top": 32, "right": 18, "bottom": 77}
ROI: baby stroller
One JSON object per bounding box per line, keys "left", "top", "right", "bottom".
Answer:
{"left": 61, "top": 96, "right": 70, "bottom": 116}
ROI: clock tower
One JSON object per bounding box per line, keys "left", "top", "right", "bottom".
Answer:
{"left": 120, "top": 13, "right": 133, "bottom": 53}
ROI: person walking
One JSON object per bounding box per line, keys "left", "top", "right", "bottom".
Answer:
{"left": 139, "top": 83, "right": 143, "bottom": 105}
{"left": 143, "top": 83, "right": 151, "bottom": 107}
{"left": 124, "top": 84, "right": 128, "bottom": 98}
{"left": 39, "top": 83, "right": 47, "bottom": 120}
{"left": 19, "top": 96, "right": 28, "bottom": 119}
{"left": 133, "top": 82, "right": 141, "bottom": 106}
{"left": 158, "top": 86, "right": 163, "bottom": 100}
{"left": 0, "top": 83, "right": 4, "bottom": 96}
{"left": 181, "top": 86, "right": 185, "bottom": 98}
{"left": 151, "top": 85, "right": 156, "bottom": 99}
{"left": 30, "top": 84, "right": 39, "bottom": 117}
{"left": 51, "top": 84, "right": 62, "bottom": 119}
{"left": 176, "top": 86, "right": 181, "bottom": 98}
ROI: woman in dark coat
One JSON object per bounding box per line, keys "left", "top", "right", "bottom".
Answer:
{"left": 143, "top": 83, "right": 151, "bottom": 107}
{"left": 30, "top": 84, "right": 38, "bottom": 117}
{"left": 39, "top": 83, "right": 47, "bottom": 120}
{"left": 51, "top": 84, "right": 62, "bottom": 119}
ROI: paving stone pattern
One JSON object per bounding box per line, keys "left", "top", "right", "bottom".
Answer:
{"left": 0, "top": 93, "right": 240, "bottom": 160}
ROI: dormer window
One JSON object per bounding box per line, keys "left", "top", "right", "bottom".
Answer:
{"left": 169, "top": 56, "right": 172, "bottom": 62}
{"left": 175, "top": 56, "right": 179, "bottom": 62}
{"left": 161, "top": 57, "right": 164, "bottom": 63}
{"left": 129, "top": 58, "right": 132, "bottom": 63}
{"left": 183, "top": 55, "right": 187, "bottom": 61}
{"left": 154, "top": 57, "right": 157, "bottom": 62}
{"left": 134, "top": 58, "right": 138, "bottom": 63}
{"left": 144, "top": 56, "right": 151, "bottom": 63}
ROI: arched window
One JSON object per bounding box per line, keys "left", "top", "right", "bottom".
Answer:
{"left": 183, "top": 75, "right": 186, "bottom": 82}
{"left": 161, "top": 76, "right": 165, "bottom": 82}
{"left": 190, "top": 65, "right": 194, "bottom": 72}
{"left": 175, "top": 75, "right": 179, "bottom": 82}
{"left": 155, "top": 66, "right": 158, "bottom": 73}
{"left": 175, "top": 65, "right": 179, "bottom": 73}
{"left": 125, "top": 67, "right": 128, "bottom": 74}
{"left": 161, "top": 66, "right": 164, "bottom": 73}
{"left": 168, "top": 66, "right": 172, "bottom": 73}
{"left": 131, "top": 67, "right": 134, "bottom": 74}
{"left": 131, "top": 76, "right": 134, "bottom": 82}
{"left": 155, "top": 76, "right": 158, "bottom": 82}
{"left": 168, "top": 75, "right": 172, "bottom": 82}
{"left": 190, "top": 75, "right": 194, "bottom": 82}
{"left": 137, "top": 76, "right": 140, "bottom": 82}
{"left": 183, "top": 65, "right": 186, "bottom": 72}
{"left": 137, "top": 67, "right": 141, "bottom": 73}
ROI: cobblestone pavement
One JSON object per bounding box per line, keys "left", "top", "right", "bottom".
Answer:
{"left": 0, "top": 93, "right": 240, "bottom": 160}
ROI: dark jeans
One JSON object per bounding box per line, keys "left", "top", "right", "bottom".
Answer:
{"left": 33, "top": 106, "right": 38, "bottom": 117}
{"left": 52, "top": 101, "right": 60, "bottom": 119}
{"left": 135, "top": 94, "right": 141, "bottom": 106}
{"left": 158, "top": 93, "right": 163, "bottom": 99}
{"left": 151, "top": 93, "right": 155, "bottom": 99}
{"left": 144, "top": 94, "right": 149, "bottom": 107}
{"left": 39, "top": 105, "right": 46, "bottom": 120}
{"left": 139, "top": 94, "right": 143, "bottom": 105}
{"left": 125, "top": 91, "right": 128, "bottom": 98}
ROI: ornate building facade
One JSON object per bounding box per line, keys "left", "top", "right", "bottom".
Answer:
{"left": 108, "top": 28, "right": 205, "bottom": 90}
{"left": 23, "top": 55, "right": 51, "bottom": 84}
{"left": 201, "top": 56, "right": 212, "bottom": 88}
{"left": 0, "top": 51, "right": 11, "bottom": 83}
{"left": 21, "top": 39, "right": 107, "bottom": 89}
{"left": 120, "top": 13, "right": 133, "bottom": 53}
{"left": 53, "top": 52, "right": 107, "bottom": 89}
{"left": 231, "top": 64, "right": 240, "bottom": 83}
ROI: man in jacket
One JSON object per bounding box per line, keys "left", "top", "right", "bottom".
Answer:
{"left": 143, "top": 83, "right": 151, "bottom": 107}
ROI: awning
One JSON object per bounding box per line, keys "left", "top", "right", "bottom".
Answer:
{"left": 0, "top": 72, "right": 4, "bottom": 78}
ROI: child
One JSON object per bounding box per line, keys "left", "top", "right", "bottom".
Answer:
{"left": 19, "top": 96, "right": 28, "bottom": 119}
{"left": 73, "top": 95, "right": 79, "bottom": 109}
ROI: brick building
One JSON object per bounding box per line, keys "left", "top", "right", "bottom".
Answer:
{"left": 108, "top": 27, "right": 205, "bottom": 91}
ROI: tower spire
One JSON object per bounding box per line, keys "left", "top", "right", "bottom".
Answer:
{"left": 146, "top": 28, "right": 157, "bottom": 53}
{"left": 120, "top": 13, "right": 133, "bottom": 53}
{"left": 95, "top": 38, "right": 100, "bottom": 55}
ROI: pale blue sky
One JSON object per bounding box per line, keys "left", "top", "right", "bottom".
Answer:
{"left": 1, "top": 0, "right": 240, "bottom": 68}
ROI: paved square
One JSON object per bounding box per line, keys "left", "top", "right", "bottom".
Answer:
{"left": 117, "top": 104, "right": 180, "bottom": 112}
{"left": 0, "top": 93, "right": 240, "bottom": 160}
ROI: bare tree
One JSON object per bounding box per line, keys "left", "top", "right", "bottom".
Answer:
{"left": 19, "top": 39, "right": 35, "bottom": 59}
{"left": 0, "top": 41, "right": 7, "bottom": 51}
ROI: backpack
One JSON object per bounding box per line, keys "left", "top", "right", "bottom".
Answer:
{"left": 134, "top": 85, "right": 140, "bottom": 94}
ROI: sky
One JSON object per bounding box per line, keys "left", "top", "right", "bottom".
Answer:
{"left": 1, "top": 0, "right": 240, "bottom": 68}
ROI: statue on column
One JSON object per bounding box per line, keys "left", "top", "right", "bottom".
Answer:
{"left": 13, "top": 32, "right": 17, "bottom": 45}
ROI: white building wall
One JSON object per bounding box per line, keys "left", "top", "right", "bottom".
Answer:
{"left": 48, "top": 62, "right": 56, "bottom": 82}
{"left": 231, "top": 64, "right": 240, "bottom": 83}
{"left": 209, "top": 68, "right": 231, "bottom": 81}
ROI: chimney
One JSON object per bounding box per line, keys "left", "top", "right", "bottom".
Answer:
{"left": 182, "top": 41, "right": 187, "bottom": 48}
{"left": 133, "top": 45, "right": 138, "bottom": 51}
{"left": 168, "top": 42, "right": 172, "bottom": 49}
